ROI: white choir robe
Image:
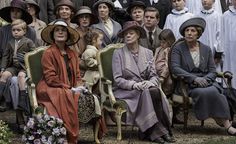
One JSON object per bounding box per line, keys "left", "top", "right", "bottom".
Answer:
{"left": 222, "top": 6, "right": 236, "bottom": 87}
{"left": 186, "top": 0, "right": 222, "bottom": 15}
{"left": 197, "top": 8, "right": 223, "bottom": 72}
{"left": 164, "top": 7, "right": 194, "bottom": 40}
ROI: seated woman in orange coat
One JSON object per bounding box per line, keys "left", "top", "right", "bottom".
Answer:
{"left": 36, "top": 19, "right": 81, "bottom": 144}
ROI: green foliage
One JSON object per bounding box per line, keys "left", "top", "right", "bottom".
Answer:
{"left": 0, "top": 120, "right": 13, "bottom": 144}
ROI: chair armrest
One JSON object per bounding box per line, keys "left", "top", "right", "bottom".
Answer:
{"left": 27, "top": 80, "right": 38, "bottom": 113}
{"left": 100, "top": 77, "right": 116, "bottom": 106}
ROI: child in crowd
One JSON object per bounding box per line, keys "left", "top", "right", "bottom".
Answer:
{"left": 164, "top": 0, "right": 194, "bottom": 39}
{"left": 82, "top": 28, "right": 104, "bottom": 92}
{"left": 81, "top": 28, "right": 107, "bottom": 139}
{"left": 154, "top": 29, "right": 176, "bottom": 96}
{"left": 0, "top": 19, "right": 35, "bottom": 131}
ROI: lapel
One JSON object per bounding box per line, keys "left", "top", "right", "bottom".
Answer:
{"left": 110, "top": 19, "right": 120, "bottom": 41}
{"left": 17, "top": 37, "right": 27, "bottom": 51}
{"left": 9, "top": 39, "right": 15, "bottom": 51}
{"left": 198, "top": 42, "right": 207, "bottom": 71}
{"left": 97, "top": 21, "right": 112, "bottom": 44}
{"left": 123, "top": 45, "right": 148, "bottom": 77}
{"left": 152, "top": 26, "right": 161, "bottom": 48}
{"left": 182, "top": 41, "right": 196, "bottom": 71}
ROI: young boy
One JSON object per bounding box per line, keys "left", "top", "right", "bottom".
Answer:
{"left": 222, "top": 0, "right": 236, "bottom": 87}
{"left": 164, "top": 0, "right": 194, "bottom": 39}
{"left": 0, "top": 19, "right": 35, "bottom": 131}
{"left": 197, "top": 0, "right": 223, "bottom": 72}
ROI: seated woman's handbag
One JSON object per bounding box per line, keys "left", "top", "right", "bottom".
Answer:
{"left": 78, "top": 90, "right": 101, "bottom": 123}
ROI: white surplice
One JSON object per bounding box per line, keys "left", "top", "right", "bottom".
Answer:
{"left": 164, "top": 7, "right": 194, "bottom": 39}
{"left": 186, "top": 0, "right": 223, "bottom": 15}
{"left": 197, "top": 8, "right": 223, "bottom": 53}
{"left": 222, "top": 6, "right": 236, "bottom": 87}
{"left": 197, "top": 8, "right": 223, "bottom": 73}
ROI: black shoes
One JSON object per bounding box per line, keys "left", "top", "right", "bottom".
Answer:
{"left": 153, "top": 137, "right": 165, "bottom": 144}
{"left": 162, "top": 134, "right": 176, "bottom": 143}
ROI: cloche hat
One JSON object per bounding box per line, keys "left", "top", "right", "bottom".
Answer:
{"left": 71, "top": 6, "right": 98, "bottom": 24}
{"left": 179, "top": 17, "right": 206, "bottom": 37}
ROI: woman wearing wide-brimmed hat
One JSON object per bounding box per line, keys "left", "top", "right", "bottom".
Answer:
{"left": 112, "top": 21, "right": 175, "bottom": 144}
{"left": 91, "top": 0, "right": 122, "bottom": 48}
{"left": 71, "top": 6, "right": 99, "bottom": 57}
{"left": 36, "top": 19, "right": 81, "bottom": 143}
{"left": 25, "top": 0, "right": 47, "bottom": 47}
{"left": 170, "top": 17, "right": 236, "bottom": 136}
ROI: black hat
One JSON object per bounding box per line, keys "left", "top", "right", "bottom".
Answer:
{"left": 127, "top": 1, "right": 146, "bottom": 14}
{"left": 93, "top": 0, "right": 114, "bottom": 11}
{"left": 25, "top": 0, "right": 40, "bottom": 15}
{"left": 179, "top": 17, "right": 206, "bottom": 37}
{"left": 0, "top": 0, "right": 32, "bottom": 24}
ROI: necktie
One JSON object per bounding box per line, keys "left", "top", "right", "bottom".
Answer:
{"left": 149, "top": 31, "right": 153, "bottom": 45}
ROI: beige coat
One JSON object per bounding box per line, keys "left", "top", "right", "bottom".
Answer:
{"left": 154, "top": 47, "right": 173, "bottom": 95}
{"left": 81, "top": 45, "right": 99, "bottom": 85}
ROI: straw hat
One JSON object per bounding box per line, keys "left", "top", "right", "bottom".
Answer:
{"left": 71, "top": 6, "right": 98, "bottom": 24}
{"left": 179, "top": 17, "right": 206, "bottom": 37}
{"left": 41, "top": 19, "right": 80, "bottom": 46}
{"left": 0, "top": 0, "right": 32, "bottom": 24}
{"left": 127, "top": 1, "right": 146, "bottom": 14}
{"left": 118, "top": 21, "right": 146, "bottom": 38}
{"left": 54, "top": 0, "right": 76, "bottom": 15}
{"left": 93, "top": 0, "right": 114, "bottom": 11}
{"left": 24, "top": 0, "right": 40, "bottom": 14}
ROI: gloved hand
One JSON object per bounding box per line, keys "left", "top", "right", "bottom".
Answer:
{"left": 194, "top": 77, "right": 209, "bottom": 87}
{"left": 133, "top": 82, "right": 144, "bottom": 90}
{"left": 71, "top": 86, "right": 88, "bottom": 93}
{"left": 141, "top": 81, "right": 155, "bottom": 89}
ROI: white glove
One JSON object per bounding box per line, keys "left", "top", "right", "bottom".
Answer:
{"left": 133, "top": 82, "right": 144, "bottom": 90}
{"left": 141, "top": 81, "right": 155, "bottom": 89}
{"left": 71, "top": 86, "right": 88, "bottom": 93}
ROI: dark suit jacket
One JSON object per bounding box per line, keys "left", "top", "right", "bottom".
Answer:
{"left": 134, "top": 0, "right": 172, "bottom": 29}
{"left": 1, "top": 36, "right": 35, "bottom": 69}
{"left": 36, "top": 0, "right": 55, "bottom": 24}
{"left": 139, "top": 26, "right": 162, "bottom": 53}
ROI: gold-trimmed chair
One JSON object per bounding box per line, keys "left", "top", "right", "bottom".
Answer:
{"left": 25, "top": 46, "right": 101, "bottom": 143}
{"left": 97, "top": 43, "right": 127, "bottom": 141}
{"left": 24, "top": 46, "right": 48, "bottom": 113}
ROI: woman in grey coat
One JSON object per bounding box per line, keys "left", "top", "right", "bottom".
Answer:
{"left": 112, "top": 21, "right": 175, "bottom": 144}
{"left": 91, "top": 0, "right": 122, "bottom": 48}
{"left": 171, "top": 17, "right": 236, "bottom": 136}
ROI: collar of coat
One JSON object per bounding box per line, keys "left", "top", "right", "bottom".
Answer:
{"left": 123, "top": 45, "right": 152, "bottom": 77}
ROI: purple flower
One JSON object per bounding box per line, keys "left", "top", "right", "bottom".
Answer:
{"left": 33, "top": 139, "right": 41, "bottom": 144}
